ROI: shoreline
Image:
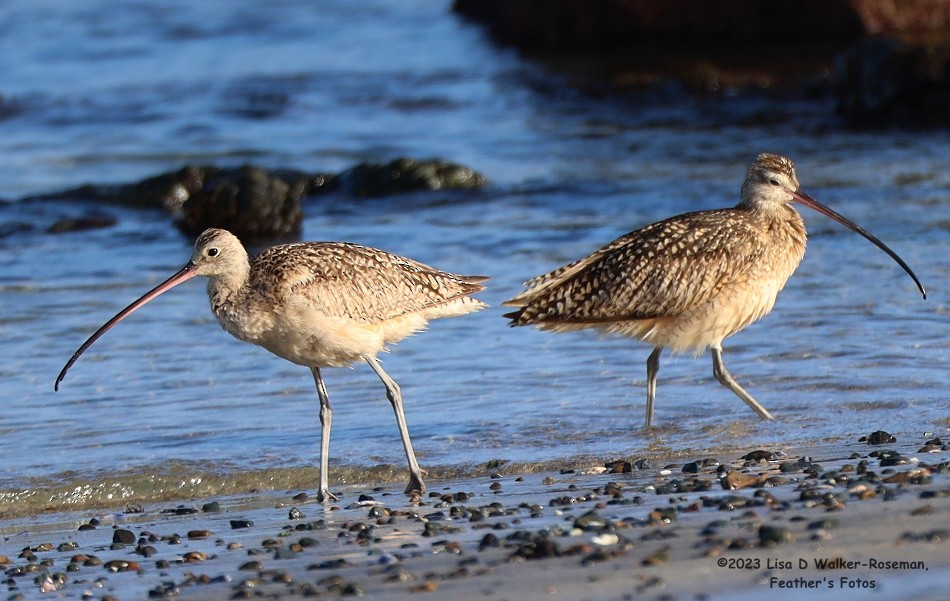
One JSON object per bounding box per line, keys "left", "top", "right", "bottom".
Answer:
{"left": 1, "top": 434, "right": 947, "bottom": 600}
{"left": 1, "top": 430, "right": 936, "bottom": 519}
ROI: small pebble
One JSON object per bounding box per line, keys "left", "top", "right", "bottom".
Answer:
{"left": 864, "top": 431, "right": 897, "bottom": 445}
{"left": 641, "top": 545, "right": 670, "bottom": 566}
{"left": 721, "top": 471, "right": 760, "bottom": 490}
{"left": 230, "top": 520, "right": 254, "bottom": 529}
{"left": 187, "top": 530, "right": 212, "bottom": 539}
{"left": 112, "top": 529, "right": 136, "bottom": 545}
{"left": 409, "top": 581, "right": 438, "bottom": 593}
{"left": 758, "top": 525, "right": 794, "bottom": 547}
{"left": 591, "top": 533, "right": 619, "bottom": 546}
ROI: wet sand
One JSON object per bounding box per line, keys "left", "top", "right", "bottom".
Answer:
{"left": 1, "top": 434, "right": 947, "bottom": 600}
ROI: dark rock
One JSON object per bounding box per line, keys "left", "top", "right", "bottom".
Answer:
{"left": 478, "top": 533, "right": 500, "bottom": 551}
{"left": 758, "top": 524, "right": 794, "bottom": 546}
{"left": 706, "top": 495, "right": 754, "bottom": 510}
{"left": 47, "top": 215, "right": 116, "bottom": 234}
{"left": 656, "top": 478, "right": 712, "bottom": 494}
{"left": 177, "top": 165, "right": 306, "bottom": 240}
{"left": 28, "top": 166, "right": 212, "bottom": 209}
{"left": 456, "top": 1, "right": 950, "bottom": 127}
{"left": 682, "top": 461, "right": 701, "bottom": 473}
{"left": 808, "top": 518, "right": 839, "bottom": 530}
{"left": 648, "top": 507, "right": 677, "bottom": 524}
{"left": 338, "top": 158, "right": 486, "bottom": 197}
{"left": 456, "top": 1, "right": 949, "bottom": 47}
{"left": 186, "top": 529, "right": 212, "bottom": 539}
{"left": 148, "top": 582, "right": 181, "bottom": 598}
{"left": 112, "top": 529, "right": 136, "bottom": 545}
{"left": 340, "top": 582, "right": 365, "bottom": 596}
{"left": 308, "top": 558, "right": 351, "bottom": 570}
{"left": 574, "top": 510, "right": 610, "bottom": 530}
{"left": 779, "top": 459, "right": 813, "bottom": 473}
{"left": 880, "top": 454, "right": 910, "bottom": 467}
{"left": 202, "top": 501, "right": 221, "bottom": 512}
{"left": 453, "top": 0, "right": 874, "bottom": 47}
{"left": 742, "top": 450, "right": 777, "bottom": 462}
{"left": 605, "top": 459, "right": 633, "bottom": 473}
{"left": 864, "top": 430, "right": 897, "bottom": 444}
{"left": 509, "top": 536, "right": 560, "bottom": 561}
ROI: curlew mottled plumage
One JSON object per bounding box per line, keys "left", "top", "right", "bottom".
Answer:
{"left": 504, "top": 153, "right": 925, "bottom": 427}
{"left": 56, "top": 228, "right": 488, "bottom": 501}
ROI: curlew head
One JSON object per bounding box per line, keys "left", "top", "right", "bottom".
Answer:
{"left": 189, "top": 228, "right": 250, "bottom": 278}
{"left": 741, "top": 153, "right": 925, "bottom": 299}
{"left": 739, "top": 152, "right": 801, "bottom": 208}
{"left": 54, "top": 228, "right": 249, "bottom": 391}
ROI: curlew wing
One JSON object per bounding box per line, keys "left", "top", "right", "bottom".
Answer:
{"left": 251, "top": 242, "right": 487, "bottom": 323}
{"left": 504, "top": 210, "right": 769, "bottom": 325}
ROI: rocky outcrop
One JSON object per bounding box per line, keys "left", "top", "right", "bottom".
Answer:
{"left": 453, "top": 0, "right": 949, "bottom": 47}
{"left": 338, "top": 158, "right": 487, "bottom": 198}
{"left": 453, "top": 0, "right": 950, "bottom": 126}
{"left": 177, "top": 166, "right": 309, "bottom": 240}
{"left": 27, "top": 158, "right": 487, "bottom": 241}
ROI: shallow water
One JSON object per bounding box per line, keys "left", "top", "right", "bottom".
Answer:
{"left": 0, "top": 0, "right": 948, "bottom": 511}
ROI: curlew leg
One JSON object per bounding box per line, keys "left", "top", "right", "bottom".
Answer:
{"left": 645, "top": 347, "right": 662, "bottom": 429}
{"left": 364, "top": 356, "right": 426, "bottom": 496}
{"left": 311, "top": 367, "right": 339, "bottom": 502}
{"left": 710, "top": 347, "right": 775, "bottom": 421}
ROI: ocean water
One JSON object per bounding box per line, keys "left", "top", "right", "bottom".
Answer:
{"left": 0, "top": 0, "right": 947, "bottom": 512}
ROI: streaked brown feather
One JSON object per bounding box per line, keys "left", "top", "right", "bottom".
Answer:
{"left": 251, "top": 242, "right": 486, "bottom": 324}
{"left": 505, "top": 208, "right": 784, "bottom": 326}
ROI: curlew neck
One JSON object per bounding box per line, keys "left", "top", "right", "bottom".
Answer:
{"left": 188, "top": 228, "right": 252, "bottom": 314}
{"left": 206, "top": 263, "right": 249, "bottom": 314}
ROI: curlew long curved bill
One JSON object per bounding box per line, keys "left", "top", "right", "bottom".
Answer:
{"left": 793, "top": 190, "right": 926, "bottom": 299}
{"left": 54, "top": 262, "right": 198, "bottom": 391}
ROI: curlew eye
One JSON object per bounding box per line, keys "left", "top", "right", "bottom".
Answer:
{"left": 207, "top": 247, "right": 220, "bottom": 257}
{"left": 769, "top": 178, "right": 781, "bottom": 187}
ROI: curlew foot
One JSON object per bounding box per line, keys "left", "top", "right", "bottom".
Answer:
{"left": 317, "top": 488, "right": 339, "bottom": 503}
{"left": 404, "top": 473, "right": 426, "bottom": 496}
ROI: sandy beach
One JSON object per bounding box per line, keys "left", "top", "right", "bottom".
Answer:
{"left": 1, "top": 433, "right": 946, "bottom": 601}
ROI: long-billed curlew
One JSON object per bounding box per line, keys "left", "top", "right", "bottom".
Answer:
{"left": 503, "top": 153, "right": 926, "bottom": 427}
{"left": 56, "top": 228, "right": 488, "bottom": 501}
